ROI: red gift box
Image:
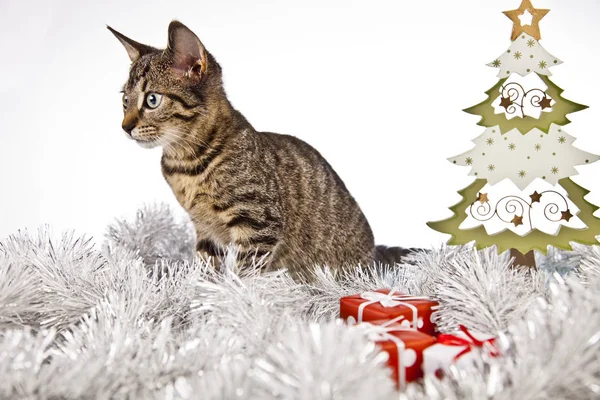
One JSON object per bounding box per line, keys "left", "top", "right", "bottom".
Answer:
{"left": 423, "top": 325, "right": 500, "bottom": 377}
{"left": 358, "top": 318, "right": 437, "bottom": 388}
{"left": 340, "top": 289, "right": 439, "bottom": 335}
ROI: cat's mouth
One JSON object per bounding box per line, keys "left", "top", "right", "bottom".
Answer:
{"left": 131, "top": 126, "right": 161, "bottom": 148}
{"left": 135, "top": 136, "right": 161, "bottom": 149}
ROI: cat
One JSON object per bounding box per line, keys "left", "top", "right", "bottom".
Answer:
{"left": 108, "top": 21, "right": 414, "bottom": 279}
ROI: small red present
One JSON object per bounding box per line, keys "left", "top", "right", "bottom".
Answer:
{"left": 422, "top": 325, "right": 500, "bottom": 376}
{"left": 340, "top": 289, "right": 439, "bottom": 335}
{"left": 358, "top": 317, "right": 437, "bottom": 388}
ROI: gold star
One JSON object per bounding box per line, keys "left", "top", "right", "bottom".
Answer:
{"left": 477, "top": 192, "right": 489, "bottom": 204}
{"left": 511, "top": 215, "right": 524, "bottom": 227}
{"left": 530, "top": 191, "right": 542, "bottom": 203}
{"left": 561, "top": 209, "right": 573, "bottom": 222}
{"left": 503, "top": 0, "right": 550, "bottom": 41}
{"left": 500, "top": 96, "right": 513, "bottom": 110}
{"left": 538, "top": 96, "right": 552, "bottom": 110}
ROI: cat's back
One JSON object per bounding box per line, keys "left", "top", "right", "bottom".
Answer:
{"left": 248, "top": 130, "right": 375, "bottom": 269}
{"left": 260, "top": 131, "right": 338, "bottom": 173}
{"left": 256, "top": 131, "right": 350, "bottom": 201}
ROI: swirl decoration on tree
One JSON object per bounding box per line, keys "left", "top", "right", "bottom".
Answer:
{"left": 469, "top": 190, "right": 571, "bottom": 231}
{"left": 499, "top": 82, "right": 552, "bottom": 118}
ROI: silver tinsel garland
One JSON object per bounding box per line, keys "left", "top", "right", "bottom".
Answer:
{"left": 104, "top": 203, "right": 196, "bottom": 266}
{"left": 412, "top": 245, "right": 548, "bottom": 335}
{"left": 0, "top": 203, "right": 599, "bottom": 399}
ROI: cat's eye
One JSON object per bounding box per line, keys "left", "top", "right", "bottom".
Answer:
{"left": 122, "top": 94, "right": 129, "bottom": 108}
{"left": 145, "top": 93, "right": 163, "bottom": 109}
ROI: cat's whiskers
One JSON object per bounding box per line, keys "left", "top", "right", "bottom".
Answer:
{"left": 167, "top": 127, "right": 209, "bottom": 148}
{"left": 165, "top": 129, "right": 198, "bottom": 156}
{"left": 162, "top": 128, "right": 211, "bottom": 158}
{"left": 161, "top": 132, "right": 191, "bottom": 158}
{"left": 162, "top": 140, "right": 178, "bottom": 156}
{"left": 155, "top": 134, "right": 172, "bottom": 153}
{"left": 162, "top": 134, "right": 182, "bottom": 156}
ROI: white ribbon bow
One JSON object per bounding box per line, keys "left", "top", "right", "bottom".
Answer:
{"left": 363, "top": 315, "right": 409, "bottom": 341}
{"left": 360, "top": 291, "right": 427, "bottom": 307}
{"left": 357, "top": 291, "right": 429, "bottom": 330}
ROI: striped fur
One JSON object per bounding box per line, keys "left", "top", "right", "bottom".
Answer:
{"left": 109, "top": 21, "right": 411, "bottom": 280}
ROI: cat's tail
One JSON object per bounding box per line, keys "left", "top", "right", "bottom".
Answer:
{"left": 373, "top": 245, "right": 422, "bottom": 266}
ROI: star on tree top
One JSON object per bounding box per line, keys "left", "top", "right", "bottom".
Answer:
{"left": 503, "top": 0, "right": 550, "bottom": 41}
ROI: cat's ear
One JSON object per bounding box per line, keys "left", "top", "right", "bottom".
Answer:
{"left": 167, "top": 21, "right": 208, "bottom": 80}
{"left": 107, "top": 25, "right": 154, "bottom": 63}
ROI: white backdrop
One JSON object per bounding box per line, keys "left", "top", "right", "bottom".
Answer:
{"left": 1, "top": 0, "right": 599, "bottom": 249}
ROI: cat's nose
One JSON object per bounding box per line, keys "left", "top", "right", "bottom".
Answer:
{"left": 122, "top": 115, "right": 138, "bottom": 136}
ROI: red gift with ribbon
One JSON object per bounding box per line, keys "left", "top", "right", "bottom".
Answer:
{"left": 422, "top": 325, "right": 500, "bottom": 375}
{"left": 340, "top": 289, "right": 439, "bottom": 335}
{"left": 356, "top": 316, "right": 437, "bottom": 389}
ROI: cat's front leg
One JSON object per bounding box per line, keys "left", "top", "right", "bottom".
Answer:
{"left": 193, "top": 223, "right": 223, "bottom": 262}
{"left": 196, "top": 238, "right": 222, "bottom": 260}
{"left": 226, "top": 207, "right": 283, "bottom": 266}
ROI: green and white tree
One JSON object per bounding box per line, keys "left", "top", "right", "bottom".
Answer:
{"left": 428, "top": 0, "right": 600, "bottom": 265}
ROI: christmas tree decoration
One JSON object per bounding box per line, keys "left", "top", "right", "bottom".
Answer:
{"left": 487, "top": 33, "right": 561, "bottom": 77}
{"left": 428, "top": 0, "right": 600, "bottom": 267}
{"left": 450, "top": 125, "right": 599, "bottom": 188}
{"left": 463, "top": 76, "right": 587, "bottom": 135}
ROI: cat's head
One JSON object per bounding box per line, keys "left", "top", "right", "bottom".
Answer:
{"left": 108, "top": 21, "right": 223, "bottom": 150}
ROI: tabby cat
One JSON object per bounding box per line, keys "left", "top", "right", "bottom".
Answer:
{"left": 108, "top": 21, "right": 412, "bottom": 279}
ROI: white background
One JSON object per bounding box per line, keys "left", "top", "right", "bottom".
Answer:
{"left": 1, "top": 0, "right": 599, "bottom": 249}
